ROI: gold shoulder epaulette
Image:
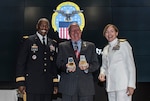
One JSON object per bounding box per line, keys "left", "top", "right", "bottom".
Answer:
{"left": 119, "top": 39, "right": 127, "bottom": 42}
{"left": 16, "top": 76, "right": 25, "bottom": 82}
{"left": 53, "top": 78, "right": 59, "bottom": 82}
{"left": 23, "top": 36, "right": 29, "bottom": 39}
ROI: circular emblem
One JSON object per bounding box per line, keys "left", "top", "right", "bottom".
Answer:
{"left": 32, "top": 55, "right": 37, "bottom": 60}
{"left": 51, "top": 1, "right": 85, "bottom": 40}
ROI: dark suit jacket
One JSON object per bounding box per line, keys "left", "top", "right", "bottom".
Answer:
{"left": 16, "top": 34, "right": 58, "bottom": 94}
{"left": 56, "top": 40, "right": 99, "bottom": 96}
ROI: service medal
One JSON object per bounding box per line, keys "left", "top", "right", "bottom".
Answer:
{"left": 32, "top": 55, "right": 37, "bottom": 60}
{"left": 31, "top": 44, "right": 38, "bottom": 53}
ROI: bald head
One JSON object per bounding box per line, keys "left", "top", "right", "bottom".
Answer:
{"left": 36, "top": 18, "right": 50, "bottom": 36}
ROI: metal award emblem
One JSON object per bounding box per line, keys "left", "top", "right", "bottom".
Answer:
{"left": 68, "top": 57, "right": 75, "bottom": 69}
{"left": 79, "top": 55, "right": 87, "bottom": 66}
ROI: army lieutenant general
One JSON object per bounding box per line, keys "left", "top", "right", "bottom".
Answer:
{"left": 16, "top": 18, "right": 58, "bottom": 101}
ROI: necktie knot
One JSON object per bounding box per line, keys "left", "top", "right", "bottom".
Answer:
{"left": 74, "top": 42, "right": 78, "bottom": 51}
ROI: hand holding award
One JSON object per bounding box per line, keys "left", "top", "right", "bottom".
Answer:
{"left": 79, "top": 55, "right": 89, "bottom": 70}
{"left": 66, "top": 57, "right": 76, "bottom": 72}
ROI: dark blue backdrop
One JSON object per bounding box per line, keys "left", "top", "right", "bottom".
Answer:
{"left": 0, "top": 0, "right": 149, "bottom": 82}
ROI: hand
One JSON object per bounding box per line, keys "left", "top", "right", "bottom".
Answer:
{"left": 66, "top": 63, "right": 76, "bottom": 72}
{"left": 79, "top": 63, "right": 89, "bottom": 70}
{"left": 98, "top": 74, "right": 106, "bottom": 82}
{"left": 18, "top": 86, "right": 26, "bottom": 94}
{"left": 53, "top": 87, "right": 58, "bottom": 94}
{"left": 126, "top": 87, "right": 135, "bottom": 96}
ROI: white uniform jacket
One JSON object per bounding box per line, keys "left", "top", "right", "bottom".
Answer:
{"left": 100, "top": 38, "right": 136, "bottom": 92}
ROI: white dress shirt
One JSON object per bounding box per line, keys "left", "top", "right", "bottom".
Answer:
{"left": 36, "top": 32, "right": 47, "bottom": 45}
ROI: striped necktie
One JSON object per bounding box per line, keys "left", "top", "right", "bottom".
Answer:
{"left": 74, "top": 42, "right": 80, "bottom": 59}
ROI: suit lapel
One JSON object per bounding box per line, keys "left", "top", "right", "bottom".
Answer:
{"left": 80, "top": 41, "right": 87, "bottom": 55}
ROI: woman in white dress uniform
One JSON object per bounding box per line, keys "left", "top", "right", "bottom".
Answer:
{"left": 98, "top": 24, "right": 136, "bottom": 101}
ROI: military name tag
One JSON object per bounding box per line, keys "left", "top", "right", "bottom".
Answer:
{"left": 50, "top": 56, "right": 53, "bottom": 61}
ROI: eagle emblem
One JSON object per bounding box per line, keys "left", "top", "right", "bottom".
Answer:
{"left": 53, "top": 9, "right": 83, "bottom": 21}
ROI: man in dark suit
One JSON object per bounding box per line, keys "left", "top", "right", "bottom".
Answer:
{"left": 16, "top": 18, "right": 58, "bottom": 101}
{"left": 56, "top": 22, "right": 99, "bottom": 101}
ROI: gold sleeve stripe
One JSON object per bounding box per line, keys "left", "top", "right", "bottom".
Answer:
{"left": 16, "top": 77, "right": 25, "bottom": 82}
{"left": 53, "top": 78, "right": 59, "bottom": 82}
{"left": 23, "top": 36, "right": 29, "bottom": 39}
{"left": 119, "top": 39, "right": 126, "bottom": 42}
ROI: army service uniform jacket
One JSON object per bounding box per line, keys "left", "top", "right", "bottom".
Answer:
{"left": 16, "top": 34, "right": 58, "bottom": 94}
